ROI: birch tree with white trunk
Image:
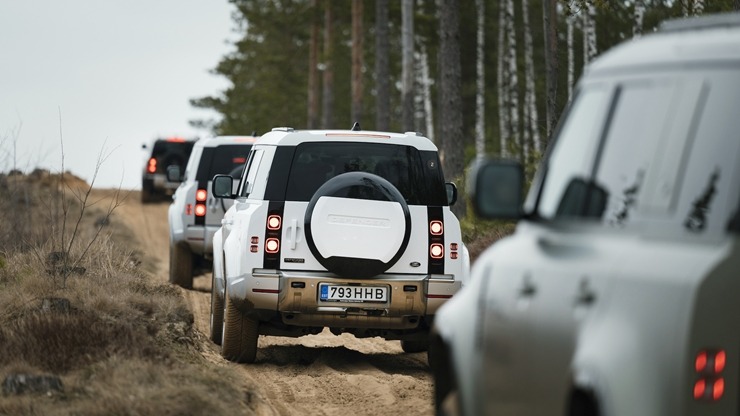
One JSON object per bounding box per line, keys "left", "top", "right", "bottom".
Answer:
{"left": 505, "top": 0, "right": 520, "bottom": 161}
{"left": 633, "top": 0, "right": 645, "bottom": 38}
{"left": 497, "top": 0, "right": 508, "bottom": 157}
{"left": 402, "top": 0, "right": 415, "bottom": 132}
{"left": 474, "top": 0, "right": 485, "bottom": 159}
{"left": 521, "top": 0, "right": 540, "bottom": 159}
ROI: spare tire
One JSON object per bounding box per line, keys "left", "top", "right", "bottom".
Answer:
{"left": 305, "top": 172, "right": 411, "bottom": 278}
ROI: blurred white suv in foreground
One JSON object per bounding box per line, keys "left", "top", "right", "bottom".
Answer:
{"left": 431, "top": 13, "right": 740, "bottom": 416}
{"left": 210, "top": 127, "right": 470, "bottom": 363}
{"left": 167, "top": 135, "right": 257, "bottom": 288}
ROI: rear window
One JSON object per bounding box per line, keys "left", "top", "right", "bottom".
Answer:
{"left": 150, "top": 140, "right": 195, "bottom": 172}
{"left": 283, "top": 142, "right": 447, "bottom": 205}
{"left": 195, "top": 144, "right": 252, "bottom": 182}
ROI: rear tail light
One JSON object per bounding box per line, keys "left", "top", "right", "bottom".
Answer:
{"left": 193, "top": 188, "right": 207, "bottom": 217}
{"left": 147, "top": 157, "right": 157, "bottom": 173}
{"left": 693, "top": 349, "right": 726, "bottom": 401}
{"left": 250, "top": 236, "right": 259, "bottom": 253}
{"left": 195, "top": 189, "right": 207, "bottom": 202}
{"left": 267, "top": 215, "right": 282, "bottom": 230}
{"left": 430, "top": 243, "right": 444, "bottom": 259}
{"left": 430, "top": 220, "right": 444, "bottom": 235}
{"left": 265, "top": 238, "right": 280, "bottom": 254}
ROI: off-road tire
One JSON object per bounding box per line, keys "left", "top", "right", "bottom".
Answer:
{"left": 169, "top": 242, "right": 193, "bottom": 289}
{"left": 221, "top": 287, "right": 259, "bottom": 363}
{"left": 141, "top": 185, "right": 154, "bottom": 204}
{"left": 209, "top": 272, "right": 224, "bottom": 345}
{"left": 401, "top": 339, "right": 429, "bottom": 353}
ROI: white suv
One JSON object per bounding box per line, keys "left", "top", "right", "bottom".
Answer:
{"left": 431, "top": 13, "right": 740, "bottom": 416}
{"left": 167, "top": 135, "right": 257, "bottom": 288}
{"left": 210, "top": 127, "right": 470, "bottom": 363}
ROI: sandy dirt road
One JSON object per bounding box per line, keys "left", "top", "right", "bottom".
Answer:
{"left": 109, "top": 191, "right": 435, "bottom": 416}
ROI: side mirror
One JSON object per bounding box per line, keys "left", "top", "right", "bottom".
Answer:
{"left": 445, "top": 183, "right": 458, "bottom": 206}
{"left": 166, "top": 165, "right": 181, "bottom": 182}
{"left": 468, "top": 158, "right": 523, "bottom": 220}
{"left": 212, "top": 174, "right": 235, "bottom": 199}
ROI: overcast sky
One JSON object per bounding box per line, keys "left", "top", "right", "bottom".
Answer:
{"left": 0, "top": 1, "right": 236, "bottom": 189}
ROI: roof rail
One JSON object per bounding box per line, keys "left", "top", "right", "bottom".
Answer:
{"left": 660, "top": 12, "right": 740, "bottom": 33}
{"left": 271, "top": 127, "right": 294, "bottom": 132}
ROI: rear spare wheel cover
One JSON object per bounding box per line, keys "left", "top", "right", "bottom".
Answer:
{"left": 305, "top": 172, "right": 411, "bottom": 278}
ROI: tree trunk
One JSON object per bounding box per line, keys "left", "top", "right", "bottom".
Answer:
{"left": 505, "top": 0, "right": 520, "bottom": 163}
{"left": 402, "top": 0, "right": 415, "bottom": 132}
{"left": 474, "top": 0, "right": 485, "bottom": 160}
{"left": 522, "top": 0, "right": 540, "bottom": 160}
{"left": 321, "top": 0, "right": 334, "bottom": 129}
{"left": 351, "top": 0, "right": 364, "bottom": 126}
{"left": 437, "top": 0, "right": 466, "bottom": 218}
{"left": 375, "top": 0, "right": 390, "bottom": 131}
{"left": 307, "top": 0, "right": 320, "bottom": 129}
{"left": 419, "top": 45, "right": 435, "bottom": 143}
{"left": 542, "top": 0, "right": 559, "bottom": 140}
{"left": 497, "top": 0, "right": 508, "bottom": 157}
{"left": 633, "top": 0, "right": 645, "bottom": 38}
{"left": 567, "top": 12, "right": 574, "bottom": 100}
{"left": 584, "top": 3, "right": 597, "bottom": 65}
{"left": 693, "top": 0, "right": 704, "bottom": 15}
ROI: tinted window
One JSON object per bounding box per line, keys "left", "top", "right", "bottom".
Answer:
{"left": 196, "top": 144, "right": 252, "bottom": 182}
{"left": 284, "top": 142, "right": 447, "bottom": 205}
{"left": 150, "top": 140, "right": 195, "bottom": 173}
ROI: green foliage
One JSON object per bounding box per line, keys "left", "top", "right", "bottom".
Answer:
{"left": 193, "top": 0, "right": 738, "bottom": 159}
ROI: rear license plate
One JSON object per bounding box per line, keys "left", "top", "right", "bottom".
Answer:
{"left": 319, "top": 284, "right": 389, "bottom": 303}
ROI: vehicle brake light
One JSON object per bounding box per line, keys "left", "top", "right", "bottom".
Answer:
{"left": 166, "top": 136, "right": 186, "bottom": 143}
{"left": 267, "top": 215, "right": 282, "bottom": 230}
{"left": 430, "top": 243, "right": 444, "bottom": 259}
{"left": 265, "top": 238, "right": 280, "bottom": 253}
{"left": 185, "top": 204, "right": 192, "bottom": 216}
{"left": 430, "top": 220, "right": 444, "bottom": 235}
{"left": 195, "top": 189, "right": 207, "bottom": 202}
{"left": 693, "top": 349, "right": 726, "bottom": 401}
{"left": 250, "top": 236, "right": 259, "bottom": 253}
{"left": 194, "top": 204, "right": 206, "bottom": 217}
{"left": 147, "top": 157, "right": 157, "bottom": 173}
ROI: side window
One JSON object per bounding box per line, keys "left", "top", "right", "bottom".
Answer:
{"left": 241, "top": 149, "right": 264, "bottom": 197}
{"left": 671, "top": 71, "right": 740, "bottom": 237}
{"left": 595, "top": 80, "right": 675, "bottom": 227}
{"left": 183, "top": 146, "right": 202, "bottom": 182}
{"left": 537, "top": 86, "right": 611, "bottom": 219}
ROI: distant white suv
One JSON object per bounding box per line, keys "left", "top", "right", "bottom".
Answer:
{"left": 210, "top": 127, "right": 470, "bottom": 363}
{"left": 431, "top": 13, "right": 740, "bottom": 416}
{"left": 167, "top": 135, "right": 257, "bottom": 288}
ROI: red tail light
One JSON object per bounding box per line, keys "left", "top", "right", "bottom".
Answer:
{"left": 195, "top": 189, "right": 207, "bottom": 202}
{"left": 194, "top": 204, "right": 206, "bottom": 217}
{"left": 430, "top": 243, "right": 444, "bottom": 259}
{"left": 693, "top": 349, "right": 726, "bottom": 401}
{"left": 265, "top": 238, "right": 280, "bottom": 253}
{"left": 430, "top": 220, "right": 444, "bottom": 235}
{"left": 250, "top": 236, "right": 259, "bottom": 253}
{"left": 147, "top": 157, "right": 157, "bottom": 173}
{"left": 267, "top": 215, "right": 282, "bottom": 230}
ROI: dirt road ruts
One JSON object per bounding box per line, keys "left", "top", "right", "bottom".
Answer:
{"left": 111, "top": 191, "right": 434, "bottom": 416}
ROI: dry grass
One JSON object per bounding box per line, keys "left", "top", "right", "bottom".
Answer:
{"left": 0, "top": 172, "right": 253, "bottom": 415}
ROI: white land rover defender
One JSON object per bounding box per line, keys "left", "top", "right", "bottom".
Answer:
{"left": 167, "top": 135, "right": 257, "bottom": 288}
{"left": 210, "top": 127, "right": 470, "bottom": 363}
{"left": 431, "top": 13, "right": 740, "bottom": 416}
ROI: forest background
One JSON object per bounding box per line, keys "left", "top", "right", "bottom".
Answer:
{"left": 191, "top": 0, "right": 740, "bottom": 218}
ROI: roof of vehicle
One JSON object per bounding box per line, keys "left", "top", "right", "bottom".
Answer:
{"left": 255, "top": 128, "right": 439, "bottom": 151}
{"left": 195, "top": 135, "right": 259, "bottom": 149}
{"left": 586, "top": 12, "right": 740, "bottom": 76}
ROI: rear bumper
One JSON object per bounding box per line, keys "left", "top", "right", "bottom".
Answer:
{"left": 229, "top": 270, "right": 461, "bottom": 330}
{"left": 183, "top": 225, "right": 219, "bottom": 255}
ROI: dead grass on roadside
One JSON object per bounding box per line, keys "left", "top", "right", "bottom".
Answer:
{"left": 0, "top": 172, "right": 253, "bottom": 415}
